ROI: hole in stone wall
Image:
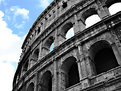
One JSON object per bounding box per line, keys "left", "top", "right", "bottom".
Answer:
{"left": 44, "top": 36, "right": 54, "bottom": 52}
{"left": 66, "top": 27, "right": 74, "bottom": 39}
{"left": 50, "top": 43, "right": 54, "bottom": 51}
{"left": 61, "top": 22, "right": 74, "bottom": 40}
{"left": 27, "top": 83, "right": 34, "bottom": 91}
{"left": 85, "top": 14, "right": 100, "bottom": 28}
{"left": 89, "top": 41, "right": 119, "bottom": 75}
{"left": 23, "top": 61, "right": 28, "bottom": 71}
{"left": 61, "top": 57, "right": 80, "bottom": 88}
{"left": 109, "top": 3, "right": 121, "bottom": 15}
{"left": 40, "top": 71, "right": 52, "bottom": 91}
{"left": 94, "top": 47, "right": 119, "bottom": 74}
{"left": 62, "top": 1, "right": 67, "bottom": 8}
{"left": 33, "top": 49, "right": 39, "bottom": 61}
{"left": 37, "top": 27, "right": 40, "bottom": 34}
{"left": 68, "top": 62, "right": 80, "bottom": 88}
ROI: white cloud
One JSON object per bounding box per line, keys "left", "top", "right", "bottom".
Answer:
{"left": 0, "top": 11, "right": 23, "bottom": 62}
{"left": 10, "top": 6, "right": 29, "bottom": 20}
{"left": 8, "top": 6, "right": 29, "bottom": 28}
{"left": 0, "top": 10, "right": 24, "bottom": 91}
{"left": 40, "top": 0, "right": 51, "bottom": 9}
{"left": 0, "top": 61, "right": 15, "bottom": 91}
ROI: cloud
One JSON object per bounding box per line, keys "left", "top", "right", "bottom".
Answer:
{"left": 10, "top": 6, "right": 29, "bottom": 20}
{"left": 0, "top": 11, "right": 23, "bottom": 62}
{"left": 7, "top": 6, "right": 30, "bottom": 29}
{"left": 0, "top": 61, "right": 15, "bottom": 91}
{"left": 40, "top": 0, "right": 52, "bottom": 9}
{"left": 0, "top": 10, "right": 24, "bottom": 91}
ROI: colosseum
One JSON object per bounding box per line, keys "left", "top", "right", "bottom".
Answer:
{"left": 12, "top": 0, "right": 121, "bottom": 91}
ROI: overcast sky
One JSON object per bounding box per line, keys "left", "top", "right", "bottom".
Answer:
{"left": 0, "top": 0, "right": 121, "bottom": 91}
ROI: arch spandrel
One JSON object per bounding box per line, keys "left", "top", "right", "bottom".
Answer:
{"left": 60, "top": 49, "right": 78, "bottom": 64}
{"left": 83, "top": 32, "right": 114, "bottom": 51}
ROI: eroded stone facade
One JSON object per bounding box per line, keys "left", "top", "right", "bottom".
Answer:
{"left": 13, "top": 0, "right": 121, "bottom": 91}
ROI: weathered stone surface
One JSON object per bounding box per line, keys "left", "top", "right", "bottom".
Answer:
{"left": 12, "top": 0, "right": 121, "bottom": 91}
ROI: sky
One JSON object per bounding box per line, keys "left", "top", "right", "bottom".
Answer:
{"left": 0, "top": 0, "right": 53, "bottom": 91}
{"left": 0, "top": 0, "right": 121, "bottom": 91}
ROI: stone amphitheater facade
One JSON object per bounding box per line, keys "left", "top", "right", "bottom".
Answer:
{"left": 12, "top": 0, "right": 121, "bottom": 91}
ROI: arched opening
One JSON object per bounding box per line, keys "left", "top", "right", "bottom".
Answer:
{"left": 82, "top": 8, "right": 101, "bottom": 28}
{"left": 47, "top": 36, "right": 54, "bottom": 51}
{"left": 109, "top": 2, "right": 121, "bottom": 15}
{"left": 27, "top": 83, "right": 34, "bottom": 91}
{"left": 62, "top": 22, "right": 74, "bottom": 39}
{"left": 68, "top": 62, "right": 79, "bottom": 87}
{"left": 23, "top": 60, "right": 28, "bottom": 72}
{"left": 89, "top": 40, "right": 119, "bottom": 75}
{"left": 50, "top": 42, "right": 54, "bottom": 51}
{"left": 37, "top": 27, "right": 40, "bottom": 34}
{"left": 66, "top": 27, "right": 74, "bottom": 39}
{"left": 62, "top": 1, "right": 67, "bottom": 8}
{"left": 85, "top": 14, "right": 100, "bottom": 28}
{"left": 43, "top": 36, "right": 55, "bottom": 54}
{"left": 40, "top": 71, "right": 52, "bottom": 91}
{"left": 61, "top": 56, "right": 80, "bottom": 88}
{"left": 33, "top": 49, "right": 39, "bottom": 61}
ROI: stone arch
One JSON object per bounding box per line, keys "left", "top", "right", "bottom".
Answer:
{"left": 39, "top": 71, "right": 52, "bottom": 91}
{"left": 108, "top": 1, "right": 121, "bottom": 15}
{"left": 61, "top": 56, "right": 80, "bottom": 88}
{"left": 86, "top": 33, "right": 114, "bottom": 50}
{"left": 61, "top": 22, "right": 74, "bottom": 39}
{"left": 27, "top": 82, "right": 34, "bottom": 91}
{"left": 32, "top": 48, "right": 39, "bottom": 61}
{"left": 44, "top": 36, "right": 54, "bottom": 49}
{"left": 22, "top": 60, "right": 29, "bottom": 73}
{"left": 42, "top": 36, "right": 55, "bottom": 55}
{"left": 82, "top": 8, "right": 98, "bottom": 22}
{"left": 82, "top": 7, "right": 101, "bottom": 28}
{"left": 89, "top": 40, "right": 119, "bottom": 75}
{"left": 105, "top": 0, "right": 121, "bottom": 8}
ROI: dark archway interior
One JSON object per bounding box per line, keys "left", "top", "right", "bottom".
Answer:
{"left": 62, "top": 1, "right": 67, "bottom": 8}
{"left": 41, "top": 71, "right": 52, "bottom": 91}
{"left": 27, "top": 83, "right": 34, "bottom": 91}
{"left": 33, "top": 49, "right": 39, "bottom": 61}
{"left": 68, "top": 62, "right": 80, "bottom": 88}
{"left": 90, "top": 40, "right": 119, "bottom": 75}
{"left": 48, "top": 76, "right": 52, "bottom": 91}
{"left": 23, "top": 61, "right": 28, "bottom": 71}
{"left": 62, "top": 22, "right": 73, "bottom": 36}
{"left": 62, "top": 57, "right": 80, "bottom": 88}
{"left": 94, "top": 47, "right": 119, "bottom": 74}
